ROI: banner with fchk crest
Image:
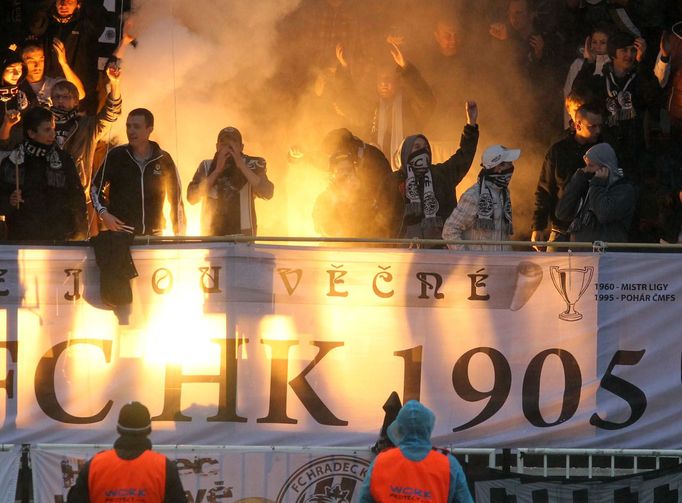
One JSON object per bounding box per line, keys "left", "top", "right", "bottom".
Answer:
{"left": 0, "top": 244, "right": 680, "bottom": 449}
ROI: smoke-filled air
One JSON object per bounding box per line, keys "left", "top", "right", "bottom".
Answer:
{"left": 113, "top": 0, "right": 563, "bottom": 240}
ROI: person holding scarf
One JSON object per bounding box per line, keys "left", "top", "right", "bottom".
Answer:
{"left": 442, "top": 145, "right": 519, "bottom": 251}
{"left": 394, "top": 101, "right": 479, "bottom": 244}
{"left": 0, "top": 106, "right": 87, "bottom": 241}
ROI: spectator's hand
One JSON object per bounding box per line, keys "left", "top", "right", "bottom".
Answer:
{"left": 105, "top": 61, "right": 121, "bottom": 82}
{"left": 389, "top": 41, "right": 406, "bottom": 69}
{"left": 594, "top": 166, "right": 609, "bottom": 180}
{"left": 228, "top": 143, "right": 248, "bottom": 173}
{"left": 335, "top": 43, "right": 348, "bottom": 68}
{"left": 634, "top": 37, "right": 646, "bottom": 62}
{"left": 489, "top": 23, "right": 508, "bottom": 41}
{"left": 529, "top": 34, "right": 545, "bottom": 60}
{"left": 583, "top": 35, "right": 595, "bottom": 63}
{"left": 678, "top": 190, "right": 682, "bottom": 204}
{"left": 101, "top": 211, "right": 133, "bottom": 233}
{"left": 660, "top": 31, "right": 671, "bottom": 59}
{"left": 3, "top": 109, "right": 21, "bottom": 128}
{"left": 215, "top": 145, "right": 231, "bottom": 174}
{"left": 531, "top": 230, "right": 546, "bottom": 252}
{"left": 465, "top": 100, "right": 478, "bottom": 125}
{"left": 9, "top": 189, "right": 23, "bottom": 208}
{"left": 53, "top": 38, "right": 67, "bottom": 65}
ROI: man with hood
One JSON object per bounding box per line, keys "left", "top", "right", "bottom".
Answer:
{"left": 556, "top": 142, "right": 637, "bottom": 244}
{"left": 358, "top": 400, "right": 473, "bottom": 503}
{"left": 394, "top": 101, "right": 479, "bottom": 243}
{"left": 66, "top": 401, "right": 187, "bottom": 502}
{"left": 442, "top": 144, "right": 520, "bottom": 251}
{"left": 313, "top": 128, "right": 402, "bottom": 239}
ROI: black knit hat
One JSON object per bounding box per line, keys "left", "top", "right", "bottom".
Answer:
{"left": 0, "top": 49, "right": 22, "bottom": 74}
{"left": 607, "top": 31, "right": 635, "bottom": 59}
{"left": 117, "top": 401, "right": 152, "bottom": 436}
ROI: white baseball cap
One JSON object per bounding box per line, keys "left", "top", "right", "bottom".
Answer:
{"left": 481, "top": 144, "right": 521, "bottom": 170}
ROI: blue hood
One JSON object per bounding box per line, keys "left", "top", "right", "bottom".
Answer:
{"left": 387, "top": 400, "right": 435, "bottom": 449}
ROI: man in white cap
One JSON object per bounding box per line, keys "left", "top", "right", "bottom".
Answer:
{"left": 67, "top": 401, "right": 187, "bottom": 502}
{"left": 442, "top": 144, "right": 519, "bottom": 250}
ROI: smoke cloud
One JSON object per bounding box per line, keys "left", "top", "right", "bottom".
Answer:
{"left": 112, "top": 0, "right": 567, "bottom": 241}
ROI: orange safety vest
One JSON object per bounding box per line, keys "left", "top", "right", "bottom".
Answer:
{"left": 370, "top": 448, "right": 450, "bottom": 503}
{"left": 88, "top": 449, "right": 166, "bottom": 503}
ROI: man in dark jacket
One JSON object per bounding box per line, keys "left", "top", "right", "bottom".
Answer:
{"left": 0, "top": 106, "right": 87, "bottom": 241}
{"left": 52, "top": 62, "right": 121, "bottom": 194}
{"left": 394, "top": 101, "right": 479, "bottom": 243}
{"left": 556, "top": 142, "right": 637, "bottom": 244}
{"left": 656, "top": 130, "right": 682, "bottom": 244}
{"left": 91, "top": 108, "right": 185, "bottom": 236}
{"left": 313, "top": 128, "right": 403, "bottom": 239}
{"left": 66, "top": 401, "right": 187, "bottom": 503}
{"left": 531, "top": 103, "right": 603, "bottom": 250}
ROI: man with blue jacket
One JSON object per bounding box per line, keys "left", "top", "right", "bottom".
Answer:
{"left": 358, "top": 400, "right": 473, "bottom": 503}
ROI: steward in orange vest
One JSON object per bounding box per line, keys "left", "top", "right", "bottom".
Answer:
{"left": 358, "top": 400, "right": 473, "bottom": 503}
{"left": 66, "top": 401, "right": 187, "bottom": 503}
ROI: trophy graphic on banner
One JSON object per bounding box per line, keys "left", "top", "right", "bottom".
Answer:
{"left": 550, "top": 265, "right": 594, "bottom": 321}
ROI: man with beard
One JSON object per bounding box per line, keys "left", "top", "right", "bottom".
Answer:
{"left": 187, "top": 126, "right": 273, "bottom": 236}
{"left": 394, "top": 101, "right": 479, "bottom": 244}
{"left": 442, "top": 144, "right": 520, "bottom": 251}
{"left": 51, "top": 62, "right": 121, "bottom": 195}
{"left": 531, "top": 103, "right": 604, "bottom": 251}
{"left": 0, "top": 106, "right": 87, "bottom": 240}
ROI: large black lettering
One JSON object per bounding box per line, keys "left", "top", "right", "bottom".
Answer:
{"left": 34, "top": 340, "right": 113, "bottom": 423}
{"left": 258, "top": 340, "right": 347, "bottom": 425}
{"left": 522, "top": 349, "right": 581, "bottom": 427}
{"left": 590, "top": 350, "right": 646, "bottom": 430}
{"left": 154, "top": 338, "right": 247, "bottom": 422}
{"left": 452, "top": 347, "right": 511, "bottom": 432}
{"left": 394, "top": 346, "right": 422, "bottom": 402}
{"left": 0, "top": 341, "right": 18, "bottom": 399}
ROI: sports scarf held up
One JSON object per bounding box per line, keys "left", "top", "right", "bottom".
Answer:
{"left": 475, "top": 168, "right": 513, "bottom": 234}
{"left": 400, "top": 137, "right": 442, "bottom": 237}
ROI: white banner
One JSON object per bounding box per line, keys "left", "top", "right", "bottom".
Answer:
{"left": 31, "top": 446, "right": 373, "bottom": 503}
{"left": 0, "top": 244, "right": 680, "bottom": 448}
{"left": 0, "top": 446, "right": 20, "bottom": 503}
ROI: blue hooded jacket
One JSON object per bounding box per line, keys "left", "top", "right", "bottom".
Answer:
{"left": 358, "top": 401, "right": 473, "bottom": 503}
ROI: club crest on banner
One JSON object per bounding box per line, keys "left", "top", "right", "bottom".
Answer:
{"left": 276, "top": 456, "right": 370, "bottom": 503}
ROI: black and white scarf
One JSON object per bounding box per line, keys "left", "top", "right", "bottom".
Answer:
{"left": 404, "top": 147, "right": 442, "bottom": 234}
{"left": 604, "top": 65, "right": 637, "bottom": 126}
{"left": 52, "top": 107, "right": 79, "bottom": 148}
{"left": 474, "top": 170, "right": 513, "bottom": 234}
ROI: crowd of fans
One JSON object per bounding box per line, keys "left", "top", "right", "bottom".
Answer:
{"left": 0, "top": 0, "right": 680, "bottom": 250}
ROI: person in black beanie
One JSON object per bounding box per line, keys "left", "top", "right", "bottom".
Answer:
{"left": 67, "top": 401, "right": 187, "bottom": 503}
